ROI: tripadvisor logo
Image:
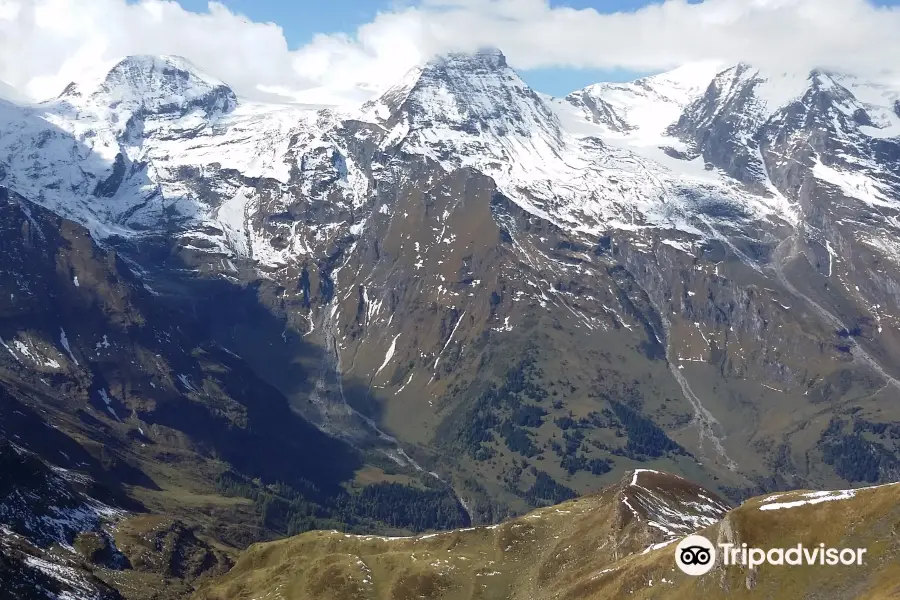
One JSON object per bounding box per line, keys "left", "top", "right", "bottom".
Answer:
{"left": 675, "top": 535, "right": 868, "bottom": 576}
{"left": 675, "top": 535, "right": 717, "bottom": 576}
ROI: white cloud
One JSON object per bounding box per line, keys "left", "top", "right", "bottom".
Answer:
{"left": 0, "top": 0, "right": 304, "bottom": 100}
{"left": 1, "top": 0, "right": 899, "bottom": 105}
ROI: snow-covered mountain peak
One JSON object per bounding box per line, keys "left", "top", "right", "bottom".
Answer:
{"left": 692, "top": 64, "right": 868, "bottom": 124}
{"left": 735, "top": 65, "right": 810, "bottom": 115}
{"left": 429, "top": 46, "right": 510, "bottom": 71}
{"left": 670, "top": 64, "right": 819, "bottom": 144}
{"left": 680, "top": 63, "right": 899, "bottom": 136}
{"left": 55, "top": 54, "right": 237, "bottom": 118}
{"left": 0, "top": 53, "right": 318, "bottom": 243}
{"left": 559, "top": 62, "right": 721, "bottom": 140}
{"left": 364, "top": 47, "right": 562, "bottom": 147}
{"left": 830, "top": 73, "right": 900, "bottom": 138}
{"left": 584, "top": 61, "right": 722, "bottom": 110}
{"left": 640, "top": 62, "right": 724, "bottom": 97}
{"left": 662, "top": 60, "right": 900, "bottom": 223}
{"left": 557, "top": 62, "right": 853, "bottom": 146}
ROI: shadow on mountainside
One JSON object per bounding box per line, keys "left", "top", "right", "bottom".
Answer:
{"left": 0, "top": 186, "right": 363, "bottom": 505}
{"left": 115, "top": 211, "right": 396, "bottom": 436}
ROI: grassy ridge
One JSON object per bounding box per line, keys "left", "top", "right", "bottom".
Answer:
{"left": 194, "top": 478, "right": 900, "bottom": 600}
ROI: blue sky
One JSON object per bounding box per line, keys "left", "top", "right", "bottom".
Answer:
{"left": 152, "top": 0, "right": 685, "bottom": 95}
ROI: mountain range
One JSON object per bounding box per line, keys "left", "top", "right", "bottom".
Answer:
{"left": 2, "top": 47, "right": 900, "bottom": 598}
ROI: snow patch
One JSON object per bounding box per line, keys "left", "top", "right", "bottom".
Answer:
{"left": 98, "top": 389, "right": 121, "bottom": 421}
{"left": 758, "top": 481, "right": 899, "bottom": 511}
{"left": 374, "top": 333, "right": 401, "bottom": 379}
{"left": 432, "top": 310, "right": 466, "bottom": 374}
{"left": 59, "top": 328, "right": 78, "bottom": 366}
{"left": 813, "top": 160, "right": 896, "bottom": 208}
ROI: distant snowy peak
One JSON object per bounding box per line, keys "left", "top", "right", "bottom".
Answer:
{"left": 677, "top": 63, "right": 900, "bottom": 135}
{"left": 831, "top": 74, "right": 900, "bottom": 139}
{"left": 640, "top": 62, "right": 726, "bottom": 102}
{"left": 672, "top": 65, "right": 856, "bottom": 147}
{"left": 665, "top": 61, "right": 900, "bottom": 211}
{"left": 55, "top": 55, "right": 237, "bottom": 118}
{"left": 563, "top": 62, "right": 722, "bottom": 137}
{"left": 364, "top": 47, "right": 564, "bottom": 150}
{"left": 700, "top": 64, "right": 808, "bottom": 118}
{"left": 561, "top": 61, "right": 900, "bottom": 146}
